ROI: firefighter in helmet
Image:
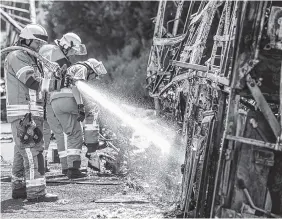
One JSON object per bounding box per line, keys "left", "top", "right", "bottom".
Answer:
{"left": 4, "top": 24, "right": 58, "bottom": 202}
{"left": 52, "top": 58, "right": 107, "bottom": 174}
{"left": 39, "top": 33, "right": 87, "bottom": 177}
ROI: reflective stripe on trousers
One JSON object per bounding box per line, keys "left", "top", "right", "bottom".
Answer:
{"left": 59, "top": 149, "right": 82, "bottom": 159}
{"left": 59, "top": 149, "right": 82, "bottom": 157}
{"left": 84, "top": 124, "right": 99, "bottom": 131}
{"left": 67, "top": 149, "right": 82, "bottom": 156}
{"left": 58, "top": 150, "right": 67, "bottom": 158}
{"left": 25, "top": 148, "right": 35, "bottom": 181}
{"left": 11, "top": 174, "right": 25, "bottom": 182}
{"left": 26, "top": 177, "right": 46, "bottom": 187}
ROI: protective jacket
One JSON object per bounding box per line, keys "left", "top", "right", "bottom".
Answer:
{"left": 5, "top": 50, "right": 44, "bottom": 123}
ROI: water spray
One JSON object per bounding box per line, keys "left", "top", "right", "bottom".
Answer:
{"left": 76, "top": 81, "right": 172, "bottom": 154}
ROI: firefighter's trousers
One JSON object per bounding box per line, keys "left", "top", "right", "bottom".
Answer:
{"left": 11, "top": 118, "right": 46, "bottom": 200}
{"left": 43, "top": 120, "right": 51, "bottom": 151}
{"left": 51, "top": 97, "right": 83, "bottom": 169}
{"left": 45, "top": 102, "right": 67, "bottom": 170}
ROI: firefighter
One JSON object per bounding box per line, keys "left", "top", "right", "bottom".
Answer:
{"left": 39, "top": 33, "right": 87, "bottom": 176}
{"left": 4, "top": 24, "right": 58, "bottom": 202}
{"left": 54, "top": 58, "right": 107, "bottom": 173}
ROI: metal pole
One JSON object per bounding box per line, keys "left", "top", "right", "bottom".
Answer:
{"left": 280, "top": 61, "right": 282, "bottom": 141}
{"left": 154, "top": 0, "right": 167, "bottom": 37}
{"left": 0, "top": 8, "right": 22, "bottom": 32}
{"left": 153, "top": 0, "right": 167, "bottom": 115}
{"left": 29, "top": 0, "right": 36, "bottom": 24}
{"left": 172, "top": 0, "right": 184, "bottom": 36}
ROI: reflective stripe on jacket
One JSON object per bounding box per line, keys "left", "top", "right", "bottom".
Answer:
{"left": 4, "top": 50, "right": 44, "bottom": 122}
{"left": 6, "top": 105, "right": 44, "bottom": 117}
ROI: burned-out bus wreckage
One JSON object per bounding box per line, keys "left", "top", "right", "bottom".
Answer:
{"left": 146, "top": 1, "right": 282, "bottom": 218}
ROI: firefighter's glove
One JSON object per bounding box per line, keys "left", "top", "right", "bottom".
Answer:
{"left": 18, "top": 113, "right": 32, "bottom": 144}
{"left": 32, "top": 127, "right": 43, "bottom": 143}
{"left": 18, "top": 126, "right": 33, "bottom": 144}
{"left": 18, "top": 113, "right": 43, "bottom": 145}
{"left": 77, "top": 104, "right": 85, "bottom": 122}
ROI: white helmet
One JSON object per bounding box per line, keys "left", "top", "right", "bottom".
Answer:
{"left": 85, "top": 58, "right": 107, "bottom": 76}
{"left": 55, "top": 32, "right": 87, "bottom": 55}
{"left": 19, "top": 24, "right": 48, "bottom": 43}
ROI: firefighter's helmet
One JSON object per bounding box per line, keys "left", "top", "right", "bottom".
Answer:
{"left": 55, "top": 32, "right": 87, "bottom": 55}
{"left": 19, "top": 24, "right": 48, "bottom": 43}
{"left": 85, "top": 58, "right": 107, "bottom": 76}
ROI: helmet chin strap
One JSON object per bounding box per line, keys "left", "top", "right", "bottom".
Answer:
{"left": 57, "top": 40, "right": 70, "bottom": 56}
{"left": 26, "top": 40, "right": 32, "bottom": 46}
{"left": 58, "top": 39, "right": 77, "bottom": 57}
{"left": 19, "top": 38, "right": 33, "bottom": 47}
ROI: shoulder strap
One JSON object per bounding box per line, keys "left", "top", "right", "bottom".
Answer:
{"left": 75, "top": 61, "right": 91, "bottom": 70}
{"left": 75, "top": 62, "right": 93, "bottom": 80}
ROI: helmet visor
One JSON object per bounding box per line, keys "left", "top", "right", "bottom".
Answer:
{"left": 33, "top": 34, "right": 48, "bottom": 43}
{"left": 71, "top": 44, "right": 87, "bottom": 55}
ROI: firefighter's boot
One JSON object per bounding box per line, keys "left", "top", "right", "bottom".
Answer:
{"left": 62, "top": 169, "right": 68, "bottom": 175}
{"left": 12, "top": 179, "right": 27, "bottom": 199}
{"left": 87, "top": 152, "right": 101, "bottom": 172}
{"left": 12, "top": 187, "right": 27, "bottom": 199}
{"left": 67, "top": 168, "right": 87, "bottom": 179}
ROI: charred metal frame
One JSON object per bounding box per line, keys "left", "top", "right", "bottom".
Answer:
{"left": 147, "top": 0, "right": 282, "bottom": 217}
